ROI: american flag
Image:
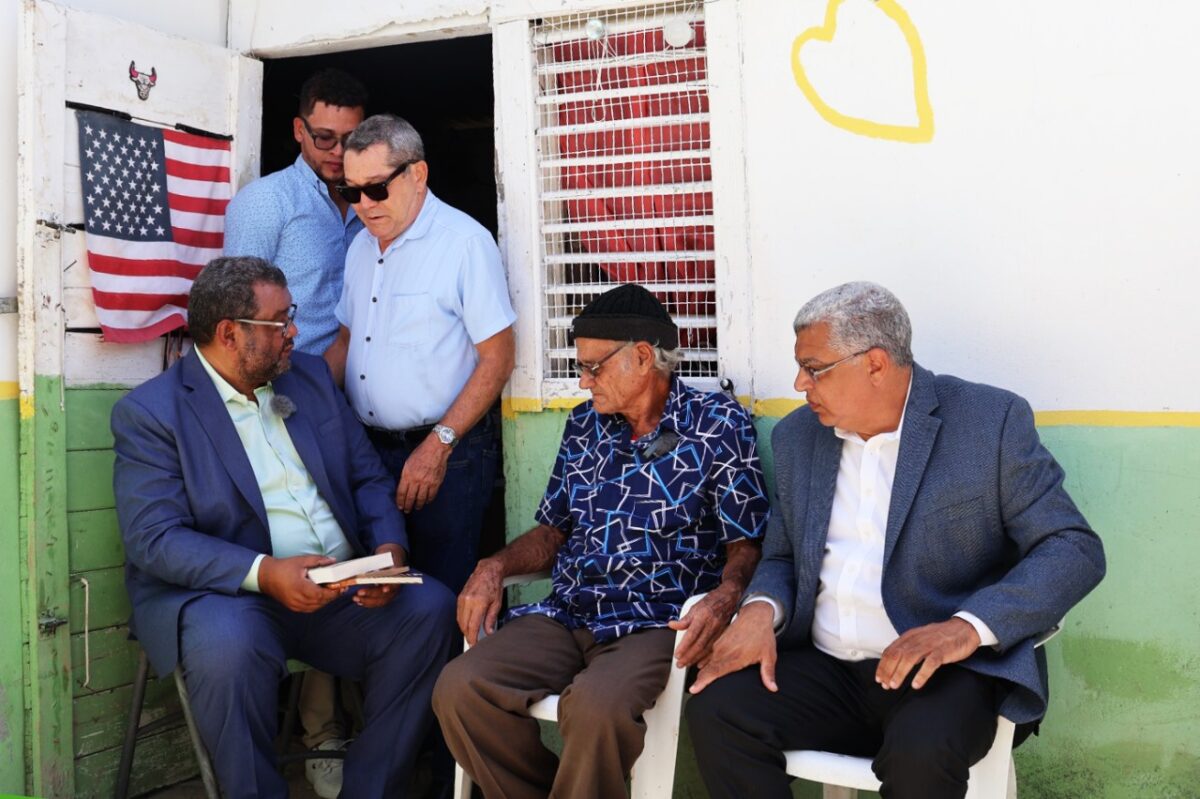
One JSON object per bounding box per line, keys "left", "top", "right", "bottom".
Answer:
{"left": 75, "top": 110, "right": 231, "bottom": 343}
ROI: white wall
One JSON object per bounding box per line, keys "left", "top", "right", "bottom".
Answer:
{"left": 1, "top": 0, "right": 228, "bottom": 385}
{"left": 741, "top": 0, "right": 1200, "bottom": 412}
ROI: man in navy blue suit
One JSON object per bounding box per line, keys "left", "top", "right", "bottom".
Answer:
{"left": 112, "top": 256, "right": 455, "bottom": 799}
{"left": 686, "top": 281, "right": 1106, "bottom": 798}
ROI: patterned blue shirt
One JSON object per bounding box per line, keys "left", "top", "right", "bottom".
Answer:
{"left": 507, "top": 377, "right": 771, "bottom": 641}
{"left": 224, "top": 156, "right": 363, "bottom": 354}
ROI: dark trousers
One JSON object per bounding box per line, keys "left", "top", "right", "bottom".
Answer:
{"left": 686, "top": 647, "right": 999, "bottom": 799}
{"left": 177, "top": 583, "right": 455, "bottom": 799}
{"left": 371, "top": 412, "right": 499, "bottom": 797}
{"left": 433, "top": 614, "right": 676, "bottom": 799}
{"left": 370, "top": 411, "right": 500, "bottom": 595}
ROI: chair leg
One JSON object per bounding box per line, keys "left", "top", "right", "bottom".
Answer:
{"left": 1007, "top": 756, "right": 1018, "bottom": 799}
{"left": 453, "top": 763, "right": 474, "bottom": 799}
{"left": 277, "top": 669, "right": 305, "bottom": 755}
{"left": 114, "top": 651, "right": 151, "bottom": 799}
{"left": 173, "top": 666, "right": 221, "bottom": 799}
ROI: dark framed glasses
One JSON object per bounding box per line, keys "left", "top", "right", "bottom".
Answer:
{"left": 575, "top": 342, "right": 631, "bottom": 379}
{"left": 299, "top": 116, "right": 351, "bottom": 152}
{"left": 334, "top": 161, "right": 417, "bottom": 204}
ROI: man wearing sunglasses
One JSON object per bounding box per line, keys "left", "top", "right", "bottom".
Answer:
{"left": 433, "top": 284, "right": 770, "bottom": 799}
{"left": 325, "top": 114, "right": 516, "bottom": 599}
{"left": 111, "top": 257, "right": 455, "bottom": 799}
{"left": 224, "top": 68, "right": 367, "bottom": 356}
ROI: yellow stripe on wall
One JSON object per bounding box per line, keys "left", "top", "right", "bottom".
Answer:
{"left": 504, "top": 395, "right": 1200, "bottom": 428}
{"left": 0, "top": 381, "right": 17, "bottom": 400}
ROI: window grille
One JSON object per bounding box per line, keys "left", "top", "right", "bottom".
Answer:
{"left": 532, "top": 2, "right": 719, "bottom": 384}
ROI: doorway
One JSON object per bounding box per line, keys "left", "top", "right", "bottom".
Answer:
{"left": 259, "top": 34, "right": 507, "bottom": 560}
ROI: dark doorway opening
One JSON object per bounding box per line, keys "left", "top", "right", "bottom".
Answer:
{"left": 260, "top": 34, "right": 497, "bottom": 236}
{"left": 259, "top": 35, "right": 507, "bottom": 561}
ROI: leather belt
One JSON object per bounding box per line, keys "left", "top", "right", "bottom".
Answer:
{"left": 365, "top": 423, "right": 435, "bottom": 448}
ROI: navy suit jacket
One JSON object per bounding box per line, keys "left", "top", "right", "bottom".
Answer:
{"left": 112, "top": 350, "right": 405, "bottom": 676}
{"left": 747, "top": 364, "right": 1105, "bottom": 724}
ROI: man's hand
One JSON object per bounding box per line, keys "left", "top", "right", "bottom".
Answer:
{"left": 396, "top": 436, "right": 451, "bottom": 512}
{"left": 690, "top": 601, "right": 778, "bottom": 694}
{"left": 876, "top": 618, "right": 981, "bottom": 691}
{"left": 668, "top": 585, "right": 740, "bottom": 668}
{"left": 457, "top": 559, "right": 505, "bottom": 645}
{"left": 346, "top": 543, "right": 409, "bottom": 609}
{"left": 258, "top": 554, "right": 340, "bottom": 613}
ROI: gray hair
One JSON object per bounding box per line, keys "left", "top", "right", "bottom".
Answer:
{"left": 188, "top": 256, "right": 287, "bottom": 345}
{"left": 345, "top": 114, "right": 425, "bottom": 165}
{"left": 792, "top": 281, "right": 913, "bottom": 367}
{"left": 643, "top": 342, "right": 683, "bottom": 376}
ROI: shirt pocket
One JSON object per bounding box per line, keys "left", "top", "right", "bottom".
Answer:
{"left": 387, "top": 292, "right": 435, "bottom": 348}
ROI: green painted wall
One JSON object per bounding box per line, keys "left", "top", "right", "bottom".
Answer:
{"left": 0, "top": 397, "right": 26, "bottom": 793}
{"left": 62, "top": 388, "right": 197, "bottom": 799}
{"left": 501, "top": 411, "right": 1200, "bottom": 798}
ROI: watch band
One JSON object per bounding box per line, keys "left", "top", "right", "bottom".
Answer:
{"left": 432, "top": 423, "right": 459, "bottom": 448}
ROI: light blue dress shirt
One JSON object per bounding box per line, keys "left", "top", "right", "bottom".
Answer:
{"left": 224, "top": 156, "right": 363, "bottom": 355}
{"left": 194, "top": 347, "right": 354, "bottom": 592}
{"left": 336, "top": 191, "right": 517, "bottom": 431}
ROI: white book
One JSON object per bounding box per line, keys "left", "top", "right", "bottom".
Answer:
{"left": 307, "top": 552, "right": 395, "bottom": 584}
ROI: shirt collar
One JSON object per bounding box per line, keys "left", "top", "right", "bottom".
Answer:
{"left": 380, "top": 190, "right": 439, "bottom": 254}
{"left": 291, "top": 155, "right": 359, "bottom": 225}
{"left": 834, "top": 373, "right": 914, "bottom": 445}
{"left": 596, "top": 374, "right": 690, "bottom": 448}
{"left": 195, "top": 346, "right": 272, "bottom": 407}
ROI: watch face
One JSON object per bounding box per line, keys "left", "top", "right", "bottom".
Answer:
{"left": 436, "top": 426, "right": 456, "bottom": 445}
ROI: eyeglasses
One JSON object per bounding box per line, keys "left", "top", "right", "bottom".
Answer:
{"left": 334, "top": 161, "right": 417, "bottom": 204}
{"left": 796, "top": 349, "right": 870, "bottom": 383}
{"left": 233, "top": 304, "right": 297, "bottom": 336}
{"left": 299, "top": 116, "right": 351, "bottom": 151}
{"left": 575, "top": 342, "right": 631, "bottom": 379}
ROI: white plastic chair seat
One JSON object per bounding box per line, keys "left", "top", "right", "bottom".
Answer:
{"left": 784, "top": 717, "right": 1017, "bottom": 799}
{"left": 783, "top": 624, "right": 1061, "bottom": 799}
{"left": 454, "top": 572, "right": 703, "bottom": 799}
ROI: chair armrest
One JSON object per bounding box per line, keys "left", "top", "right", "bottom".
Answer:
{"left": 502, "top": 571, "right": 551, "bottom": 588}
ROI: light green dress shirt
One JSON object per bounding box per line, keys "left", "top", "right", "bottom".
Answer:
{"left": 195, "top": 347, "right": 353, "bottom": 592}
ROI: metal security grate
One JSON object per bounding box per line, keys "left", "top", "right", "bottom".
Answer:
{"left": 532, "top": 2, "right": 718, "bottom": 383}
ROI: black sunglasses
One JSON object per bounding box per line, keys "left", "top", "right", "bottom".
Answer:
{"left": 334, "top": 161, "right": 417, "bottom": 204}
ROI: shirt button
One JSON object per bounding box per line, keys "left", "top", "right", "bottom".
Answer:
{"left": 365, "top": 336, "right": 371, "bottom": 342}
{"left": 359, "top": 374, "right": 366, "bottom": 380}
{"left": 372, "top": 296, "right": 377, "bottom": 302}
{"left": 850, "top": 649, "right": 861, "bottom": 658}
{"left": 368, "top": 411, "right": 374, "bottom": 417}
{"left": 377, "top": 258, "right": 383, "bottom": 264}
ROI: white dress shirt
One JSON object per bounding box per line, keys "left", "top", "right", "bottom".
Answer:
{"left": 746, "top": 379, "right": 996, "bottom": 659}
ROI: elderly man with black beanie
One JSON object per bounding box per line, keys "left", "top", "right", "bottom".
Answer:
{"left": 432, "top": 283, "right": 771, "bottom": 799}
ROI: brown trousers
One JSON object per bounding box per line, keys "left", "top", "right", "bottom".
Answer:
{"left": 433, "top": 614, "right": 675, "bottom": 799}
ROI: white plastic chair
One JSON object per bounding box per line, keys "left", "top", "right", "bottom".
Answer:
{"left": 783, "top": 625, "right": 1061, "bottom": 799}
{"left": 453, "top": 571, "right": 704, "bottom": 799}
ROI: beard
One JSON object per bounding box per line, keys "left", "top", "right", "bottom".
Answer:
{"left": 237, "top": 334, "right": 291, "bottom": 388}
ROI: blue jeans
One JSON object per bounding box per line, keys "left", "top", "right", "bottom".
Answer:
{"left": 370, "top": 412, "right": 500, "bottom": 594}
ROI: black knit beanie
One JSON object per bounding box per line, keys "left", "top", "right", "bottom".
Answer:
{"left": 572, "top": 283, "right": 679, "bottom": 350}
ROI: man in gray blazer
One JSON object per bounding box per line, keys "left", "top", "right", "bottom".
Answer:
{"left": 686, "top": 281, "right": 1105, "bottom": 798}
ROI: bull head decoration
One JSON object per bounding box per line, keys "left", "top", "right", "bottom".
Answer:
{"left": 129, "top": 61, "right": 157, "bottom": 101}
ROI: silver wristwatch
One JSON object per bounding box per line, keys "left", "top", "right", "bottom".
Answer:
{"left": 432, "top": 423, "right": 459, "bottom": 448}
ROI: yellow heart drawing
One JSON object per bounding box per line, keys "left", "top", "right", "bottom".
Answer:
{"left": 791, "top": 0, "right": 935, "bottom": 143}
